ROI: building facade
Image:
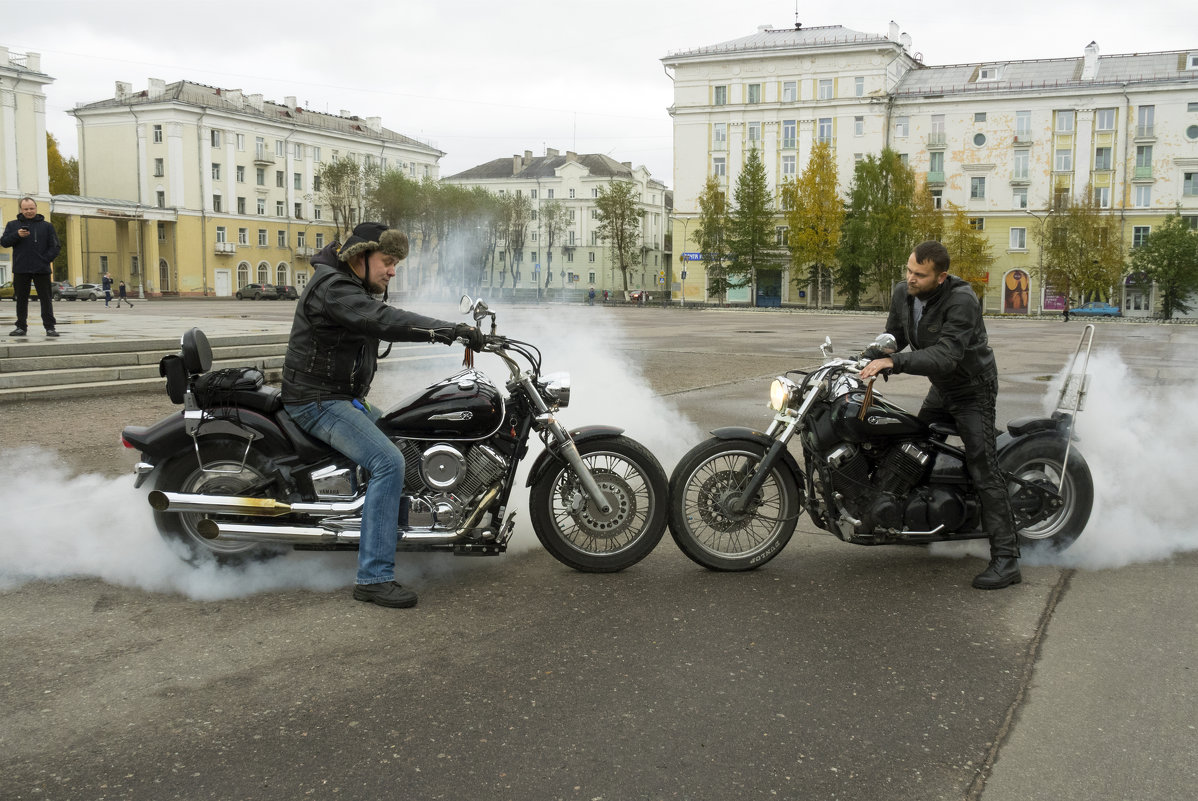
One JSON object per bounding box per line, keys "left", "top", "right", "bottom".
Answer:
{"left": 68, "top": 79, "right": 443, "bottom": 296}
{"left": 663, "top": 23, "right": 1198, "bottom": 315}
{"left": 443, "top": 149, "right": 670, "bottom": 298}
{"left": 0, "top": 47, "right": 53, "bottom": 284}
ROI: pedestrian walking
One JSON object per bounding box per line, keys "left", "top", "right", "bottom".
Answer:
{"left": 102, "top": 272, "right": 113, "bottom": 307}
{"left": 1, "top": 197, "right": 60, "bottom": 337}
{"left": 588, "top": 287, "right": 595, "bottom": 306}
{"left": 116, "top": 280, "right": 134, "bottom": 308}
{"left": 1062, "top": 299, "right": 1071, "bottom": 322}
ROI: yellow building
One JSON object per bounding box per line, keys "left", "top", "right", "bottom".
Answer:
{"left": 68, "top": 79, "right": 444, "bottom": 296}
{"left": 0, "top": 47, "right": 53, "bottom": 284}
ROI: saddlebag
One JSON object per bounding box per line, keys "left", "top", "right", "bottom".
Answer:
{"left": 193, "top": 367, "right": 280, "bottom": 413}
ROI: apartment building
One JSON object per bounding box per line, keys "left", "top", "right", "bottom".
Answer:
{"left": 443, "top": 149, "right": 670, "bottom": 296}
{"left": 0, "top": 47, "right": 53, "bottom": 284}
{"left": 68, "top": 79, "right": 443, "bottom": 296}
{"left": 663, "top": 23, "right": 1198, "bottom": 314}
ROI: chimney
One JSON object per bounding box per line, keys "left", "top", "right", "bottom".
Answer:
{"left": 25, "top": 52, "right": 41, "bottom": 72}
{"left": 247, "top": 93, "right": 263, "bottom": 111}
{"left": 226, "top": 89, "right": 243, "bottom": 105}
{"left": 115, "top": 81, "right": 132, "bottom": 101}
{"left": 340, "top": 109, "right": 352, "bottom": 117}
{"left": 147, "top": 78, "right": 166, "bottom": 99}
{"left": 365, "top": 116, "right": 382, "bottom": 132}
{"left": 889, "top": 20, "right": 900, "bottom": 42}
{"left": 622, "top": 161, "right": 632, "bottom": 169}
{"left": 0, "top": 47, "right": 8, "bottom": 67}
{"left": 757, "top": 24, "right": 770, "bottom": 33}
{"left": 285, "top": 95, "right": 297, "bottom": 108}
{"left": 566, "top": 151, "right": 577, "bottom": 162}
{"left": 546, "top": 147, "right": 559, "bottom": 157}
{"left": 1082, "top": 41, "right": 1100, "bottom": 80}
{"left": 513, "top": 154, "right": 523, "bottom": 173}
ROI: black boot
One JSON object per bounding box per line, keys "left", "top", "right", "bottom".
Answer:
{"left": 972, "top": 556, "right": 1022, "bottom": 589}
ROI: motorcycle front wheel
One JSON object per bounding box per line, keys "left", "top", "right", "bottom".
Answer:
{"left": 667, "top": 438, "right": 801, "bottom": 571}
{"left": 529, "top": 435, "right": 668, "bottom": 572}
{"left": 1001, "top": 437, "right": 1094, "bottom": 552}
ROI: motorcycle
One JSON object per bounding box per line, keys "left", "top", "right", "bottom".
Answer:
{"left": 667, "top": 330, "right": 1095, "bottom": 571}
{"left": 122, "top": 296, "right": 668, "bottom": 572}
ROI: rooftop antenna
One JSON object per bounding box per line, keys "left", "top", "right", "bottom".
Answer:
{"left": 794, "top": 0, "right": 801, "bottom": 29}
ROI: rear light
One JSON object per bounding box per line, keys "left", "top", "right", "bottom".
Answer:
{"left": 121, "top": 436, "right": 134, "bottom": 449}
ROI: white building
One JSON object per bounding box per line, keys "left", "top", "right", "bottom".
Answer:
{"left": 0, "top": 47, "right": 53, "bottom": 284}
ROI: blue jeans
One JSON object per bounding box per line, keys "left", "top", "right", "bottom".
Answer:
{"left": 285, "top": 399, "right": 405, "bottom": 585}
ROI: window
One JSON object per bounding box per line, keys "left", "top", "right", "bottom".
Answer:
{"left": 154, "top": 158, "right": 164, "bottom": 177}
{"left": 590, "top": 209, "right": 598, "bottom": 220}
{"left": 713, "top": 85, "right": 727, "bottom": 105}
{"left": 276, "top": 171, "right": 284, "bottom": 188}
{"left": 973, "top": 133, "right": 987, "bottom": 147}
{"left": 854, "top": 116, "right": 864, "bottom": 136}
{"left": 238, "top": 228, "right": 248, "bottom": 245}
{"left": 569, "top": 188, "right": 575, "bottom": 198}
{"left": 276, "top": 201, "right": 285, "bottom": 216}
{"left": 297, "top": 232, "right": 306, "bottom": 247}
{"left": 293, "top": 143, "right": 302, "bottom": 159}
{"left": 818, "top": 79, "right": 833, "bottom": 100}
{"left": 1009, "top": 227, "right": 1027, "bottom": 250}
{"left": 1016, "top": 110, "right": 1032, "bottom": 138}
{"left": 258, "top": 229, "right": 268, "bottom": 247}
{"left": 237, "top": 197, "right": 246, "bottom": 214}
{"left": 278, "top": 230, "right": 287, "bottom": 247}
{"left": 712, "top": 157, "right": 726, "bottom": 177}
{"left": 817, "top": 117, "right": 833, "bottom": 143}
{"left": 895, "top": 117, "right": 909, "bottom": 137}
{"left": 969, "top": 217, "right": 985, "bottom": 231}
{"left": 530, "top": 189, "right": 537, "bottom": 200}
{"left": 546, "top": 189, "right": 554, "bottom": 199}
{"left": 211, "top": 130, "right": 221, "bottom": 148}
{"left": 275, "top": 140, "right": 285, "bottom": 157}
{"left": 978, "top": 68, "right": 999, "bottom": 81}
{"left": 930, "top": 114, "right": 946, "bottom": 141}
{"left": 974, "top": 112, "right": 987, "bottom": 122}
{"left": 1091, "top": 147, "right": 1112, "bottom": 171}
{"left": 216, "top": 226, "right": 227, "bottom": 243}
{"left": 1096, "top": 108, "right": 1116, "bottom": 131}
{"left": 313, "top": 146, "right": 321, "bottom": 162}
{"left": 1013, "top": 188, "right": 1028, "bottom": 209}
{"left": 294, "top": 202, "right": 302, "bottom": 218}
{"left": 712, "top": 122, "right": 727, "bottom": 150}
{"left": 236, "top": 165, "right": 245, "bottom": 182}
{"left": 931, "top": 189, "right": 943, "bottom": 209}
{"left": 1055, "top": 148, "right": 1073, "bottom": 171}
{"left": 782, "top": 81, "right": 797, "bottom": 102}
{"left": 256, "top": 168, "right": 265, "bottom": 186}
{"left": 1184, "top": 216, "right": 1198, "bottom": 231}
{"left": 1187, "top": 124, "right": 1198, "bottom": 141}
{"left": 100, "top": 255, "right": 108, "bottom": 271}
{"left": 1093, "top": 186, "right": 1110, "bottom": 208}
{"left": 775, "top": 226, "right": 789, "bottom": 246}
{"left": 1132, "top": 226, "right": 1150, "bottom": 248}
{"left": 236, "top": 133, "right": 245, "bottom": 151}
{"left": 782, "top": 120, "right": 796, "bottom": 149}
{"left": 211, "top": 163, "right": 221, "bottom": 180}
{"left": 970, "top": 177, "right": 986, "bottom": 200}
{"left": 1189, "top": 54, "right": 1198, "bottom": 70}
{"left": 1056, "top": 110, "right": 1075, "bottom": 133}
{"left": 591, "top": 188, "right": 598, "bottom": 198}
{"left": 1190, "top": 102, "right": 1198, "bottom": 112}
{"left": 152, "top": 124, "right": 163, "bottom": 143}
{"left": 1013, "top": 149, "right": 1029, "bottom": 179}
{"left": 315, "top": 233, "right": 324, "bottom": 247}
{"left": 747, "top": 83, "right": 761, "bottom": 104}
{"left": 314, "top": 206, "right": 322, "bottom": 221}
{"left": 212, "top": 194, "right": 222, "bottom": 212}
{"left": 294, "top": 173, "right": 302, "bottom": 190}
{"left": 782, "top": 154, "right": 796, "bottom": 178}
{"left": 588, "top": 252, "right": 595, "bottom": 263}
{"left": 1184, "top": 172, "right": 1198, "bottom": 196}
{"left": 1137, "top": 105, "right": 1155, "bottom": 137}
{"left": 257, "top": 198, "right": 265, "bottom": 215}
{"left": 156, "top": 191, "right": 165, "bottom": 208}
{"left": 747, "top": 121, "right": 761, "bottom": 143}
{"left": 929, "top": 151, "right": 944, "bottom": 173}
{"left": 313, "top": 175, "right": 321, "bottom": 192}
{"left": 1134, "top": 185, "right": 1152, "bottom": 207}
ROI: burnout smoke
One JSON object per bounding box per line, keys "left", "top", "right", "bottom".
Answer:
{"left": 0, "top": 303, "right": 698, "bottom": 599}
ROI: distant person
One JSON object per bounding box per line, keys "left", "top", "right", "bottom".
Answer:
{"left": 116, "top": 280, "right": 133, "bottom": 308}
{"left": 588, "top": 287, "right": 595, "bottom": 306}
{"left": 102, "top": 272, "right": 114, "bottom": 307}
{"left": 1, "top": 197, "right": 60, "bottom": 337}
{"left": 603, "top": 289, "right": 609, "bottom": 304}
{"left": 1062, "top": 299, "right": 1071, "bottom": 322}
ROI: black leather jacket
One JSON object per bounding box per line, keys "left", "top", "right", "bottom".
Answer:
{"left": 1, "top": 214, "right": 60, "bottom": 274}
{"left": 281, "top": 244, "right": 457, "bottom": 404}
{"left": 884, "top": 274, "right": 997, "bottom": 391}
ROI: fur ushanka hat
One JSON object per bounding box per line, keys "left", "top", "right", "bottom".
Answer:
{"left": 338, "top": 222, "right": 409, "bottom": 264}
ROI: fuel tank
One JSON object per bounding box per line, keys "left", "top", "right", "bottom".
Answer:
{"left": 380, "top": 369, "right": 505, "bottom": 440}
{"left": 830, "top": 390, "right": 924, "bottom": 443}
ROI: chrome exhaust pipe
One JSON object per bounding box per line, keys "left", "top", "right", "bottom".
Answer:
{"left": 148, "top": 490, "right": 364, "bottom": 517}
{"left": 197, "top": 519, "right": 468, "bottom": 545}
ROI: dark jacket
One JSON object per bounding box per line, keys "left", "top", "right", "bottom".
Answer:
{"left": 884, "top": 274, "right": 997, "bottom": 390}
{"left": 1, "top": 214, "right": 60, "bottom": 274}
{"left": 281, "top": 244, "right": 457, "bottom": 404}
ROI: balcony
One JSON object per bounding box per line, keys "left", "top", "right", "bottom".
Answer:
{"left": 253, "top": 147, "right": 275, "bottom": 165}
{"left": 1135, "top": 124, "right": 1156, "bottom": 141}
{"left": 214, "top": 241, "right": 235, "bottom": 254}
{"left": 295, "top": 246, "right": 316, "bottom": 259}
{"left": 925, "top": 171, "right": 945, "bottom": 186}
{"left": 1013, "top": 133, "right": 1034, "bottom": 145}
{"left": 1133, "top": 165, "right": 1154, "bottom": 181}
{"left": 925, "top": 132, "right": 946, "bottom": 149}
{"left": 1009, "top": 173, "right": 1031, "bottom": 186}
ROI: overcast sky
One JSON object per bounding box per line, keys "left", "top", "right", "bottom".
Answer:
{"left": 7, "top": 0, "right": 1193, "bottom": 189}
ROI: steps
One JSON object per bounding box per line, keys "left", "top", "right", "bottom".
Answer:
{"left": 0, "top": 333, "right": 289, "bottom": 402}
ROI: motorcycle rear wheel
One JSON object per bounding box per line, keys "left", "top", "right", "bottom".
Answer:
{"left": 668, "top": 438, "right": 800, "bottom": 571}
{"left": 529, "top": 435, "right": 668, "bottom": 572}
{"left": 151, "top": 440, "right": 283, "bottom": 566}
{"left": 1001, "top": 437, "right": 1093, "bottom": 552}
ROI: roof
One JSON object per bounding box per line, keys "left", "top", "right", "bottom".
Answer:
{"left": 444, "top": 152, "right": 638, "bottom": 182}
{"left": 664, "top": 24, "right": 893, "bottom": 61}
{"left": 894, "top": 50, "right": 1197, "bottom": 96}
{"left": 71, "top": 80, "right": 443, "bottom": 156}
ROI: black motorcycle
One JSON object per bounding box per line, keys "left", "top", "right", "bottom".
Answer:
{"left": 667, "top": 332, "right": 1094, "bottom": 571}
{"left": 122, "top": 296, "right": 668, "bottom": 572}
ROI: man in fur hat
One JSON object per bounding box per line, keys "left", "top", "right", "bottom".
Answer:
{"left": 282, "top": 222, "right": 485, "bottom": 608}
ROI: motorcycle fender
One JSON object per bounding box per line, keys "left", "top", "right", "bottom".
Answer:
{"left": 125, "top": 410, "right": 291, "bottom": 469}
{"left": 524, "top": 424, "right": 625, "bottom": 488}
{"left": 996, "top": 413, "right": 1072, "bottom": 453}
{"left": 709, "top": 426, "right": 803, "bottom": 480}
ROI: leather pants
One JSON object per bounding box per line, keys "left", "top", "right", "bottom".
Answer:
{"left": 918, "top": 379, "right": 1020, "bottom": 558}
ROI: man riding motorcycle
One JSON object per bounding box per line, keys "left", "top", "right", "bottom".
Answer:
{"left": 859, "top": 240, "right": 1021, "bottom": 590}
{"left": 282, "top": 222, "right": 484, "bottom": 608}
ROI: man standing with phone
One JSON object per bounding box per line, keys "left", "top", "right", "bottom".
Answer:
{"left": 2, "top": 197, "right": 61, "bottom": 337}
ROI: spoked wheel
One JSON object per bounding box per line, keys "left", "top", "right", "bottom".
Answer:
{"left": 151, "top": 440, "right": 283, "bottom": 566}
{"left": 529, "top": 435, "right": 668, "bottom": 572}
{"left": 1001, "top": 437, "right": 1094, "bottom": 552}
{"left": 667, "top": 438, "right": 801, "bottom": 571}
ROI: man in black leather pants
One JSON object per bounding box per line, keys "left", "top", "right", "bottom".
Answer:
{"left": 860, "top": 240, "right": 1020, "bottom": 589}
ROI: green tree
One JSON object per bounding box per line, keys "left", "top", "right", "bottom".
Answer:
{"left": 726, "top": 147, "right": 782, "bottom": 295}
{"left": 781, "top": 140, "right": 842, "bottom": 308}
{"left": 1032, "top": 188, "right": 1124, "bottom": 304}
{"left": 594, "top": 180, "right": 642, "bottom": 292}
{"left": 692, "top": 175, "right": 732, "bottom": 302}
{"left": 1129, "top": 211, "right": 1198, "bottom": 320}
{"left": 46, "top": 133, "right": 78, "bottom": 281}
{"left": 498, "top": 192, "right": 532, "bottom": 292}
{"left": 540, "top": 198, "right": 570, "bottom": 297}
{"left": 940, "top": 204, "right": 995, "bottom": 299}
{"left": 911, "top": 180, "right": 944, "bottom": 245}
{"left": 316, "top": 157, "right": 379, "bottom": 240}
{"left": 836, "top": 149, "right": 917, "bottom": 308}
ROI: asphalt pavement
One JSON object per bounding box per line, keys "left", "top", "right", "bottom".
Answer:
{"left": 0, "top": 298, "right": 1194, "bottom": 801}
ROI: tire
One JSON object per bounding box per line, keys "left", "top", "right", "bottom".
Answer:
{"left": 667, "top": 438, "right": 801, "bottom": 571}
{"left": 151, "top": 440, "right": 283, "bottom": 566}
{"left": 1001, "top": 437, "right": 1093, "bottom": 552}
{"left": 528, "top": 435, "right": 668, "bottom": 572}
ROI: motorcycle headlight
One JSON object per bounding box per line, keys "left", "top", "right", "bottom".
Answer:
{"left": 539, "top": 372, "right": 571, "bottom": 408}
{"left": 768, "top": 377, "right": 797, "bottom": 411}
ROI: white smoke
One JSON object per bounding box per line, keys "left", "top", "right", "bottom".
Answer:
{"left": 0, "top": 303, "right": 700, "bottom": 599}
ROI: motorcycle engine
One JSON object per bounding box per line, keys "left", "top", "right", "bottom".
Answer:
{"left": 398, "top": 441, "right": 508, "bottom": 530}
{"left": 821, "top": 441, "right": 945, "bottom": 537}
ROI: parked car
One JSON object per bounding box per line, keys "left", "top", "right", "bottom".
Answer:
{"left": 73, "top": 283, "right": 105, "bottom": 301}
{"left": 276, "top": 284, "right": 299, "bottom": 300}
{"left": 0, "top": 281, "right": 38, "bottom": 300}
{"left": 50, "top": 281, "right": 73, "bottom": 300}
{"left": 1070, "top": 301, "right": 1121, "bottom": 318}
{"left": 236, "top": 283, "right": 279, "bottom": 300}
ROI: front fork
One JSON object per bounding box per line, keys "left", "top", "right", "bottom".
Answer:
{"left": 522, "top": 373, "right": 613, "bottom": 515}
{"left": 728, "top": 384, "right": 821, "bottom": 514}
